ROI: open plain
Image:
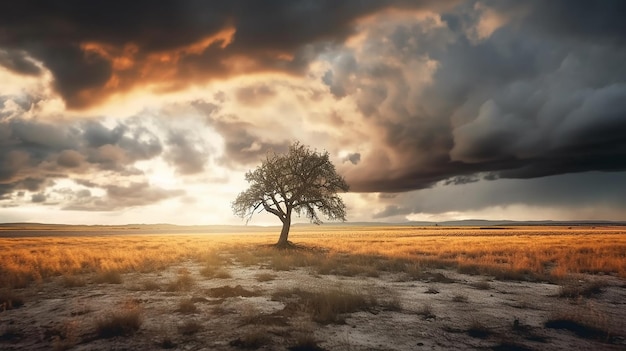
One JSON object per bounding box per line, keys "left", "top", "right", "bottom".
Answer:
{"left": 1, "top": 224, "right": 625, "bottom": 350}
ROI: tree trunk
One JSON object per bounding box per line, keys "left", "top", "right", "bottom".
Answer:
{"left": 276, "top": 216, "right": 291, "bottom": 248}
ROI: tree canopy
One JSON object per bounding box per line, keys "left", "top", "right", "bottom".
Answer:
{"left": 232, "top": 142, "right": 349, "bottom": 247}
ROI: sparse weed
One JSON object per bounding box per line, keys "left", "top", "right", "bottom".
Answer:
{"left": 558, "top": 279, "right": 607, "bottom": 298}
{"left": 167, "top": 273, "right": 195, "bottom": 292}
{"left": 200, "top": 265, "right": 233, "bottom": 279}
{"left": 50, "top": 320, "right": 79, "bottom": 351}
{"left": 470, "top": 280, "right": 491, "bottom": 290}
{"left": 0, "top": 289, "right": 24, "bottom": 311}
{"left": 95, "top": 270, "right": 122, "bottom": 284}
{"left": 61, "top": 275, "right": 86, "bottom": 288}
{"left": 289, "top": 333, "right": 325, "bottom": 351}
{"left": 207, "top": 285, "right": 260, "bottom": 298}
{"left": 425, "top": 286, "right": 440, "bottom": 294}
{"left": 272, "top": 287, "right": 377, "bottom": 324}
{"left": 255, "top": 272, "right": 277, "bottom": 282}
{"left": 452, "top": 293, "right": 468, "bottom": 302}
{"left": 416, "top": 303, "right": 436, "bottom": 319}
{"left": 96, "top": 301, "right": 142, "bottom": 338}
{"left": 142, "top": 280, "right": 161, "bottom": 291}
{"left": 178, "top": 320, "right": 202, "bottom": 335}
{"left": 176, "top": 299, "right": 197, "bottom": 314}
{"left": 467, "top": 319, "right": 491, "bottom": 338}
{"left": 230, "top": 329, "right": 271, "bottom": 349}
{"left": 545, "top": 304, "right": 613, "bottom": 341}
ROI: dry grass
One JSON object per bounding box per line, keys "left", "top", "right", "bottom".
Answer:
{"left": 557, "top": 279, "right": 607, "bottom": 298}
{"left": 452, "top": 293, "right": 468, "bottom": 303}
{"left": 255, "top": 272, "right": 277, "bottom": 282}
{"left": 178, "top": 320, "right": 202, "bottom": 335}
{"left": 416, "top": 303, "right": 436, "bottom": 319}
{"left": 200, "top": 265, "right": 232, "bottom": 279}
{"left": 229, "top": 329, "right": 271, "bottom": 349}
{"left": 166, "top": 272, "right": 195, "bottom": 292}
{"left": 0, "top": 289, "right": 24, "bottom": 311}
{"left": 470, "top": 280, "right": 492, "bottom": 290}
{"left": 1, "top": 225, "right": 625, "bottom": 289}
{"left": 95, "top": 301, "right": 142, "bottom": 338}
{"left": 176, "top": 299, "right": 198, "bottom": 314}
{"left": 95, "top": 270, "right": 122, "bottom": 284}
{"left": 272, "top": 287, "right": 378, "bottom": 324}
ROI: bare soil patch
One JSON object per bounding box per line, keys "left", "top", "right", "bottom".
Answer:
{"left": 1, "top": 257, "right": 625, "bottom": 350}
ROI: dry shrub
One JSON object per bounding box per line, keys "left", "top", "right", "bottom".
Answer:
{"left": 95, "top": 301, "right": 142, "bottom": 338}
{"left": 558, "top": 279, "right": 607, "bottom": 298}
{"left": 141, "top": 280, "right": 160, "bottom": 291}
{"left": 230, "top": 329, "right": 271, "bottom": 349}
{"left": 200, "top": 265, "right": 232, "bottom": 279}
{"left": 452, "top": 293, "right": 468, "bottom": 303}
{"left": 470, "top": 281, "right": 491, "bottom": 290}
{"left": 61, "top": 275, "right": 86, "bottom": 288}
{"left": 178, "top": 320, "right": 202, "bottom": 335}
{"left": 416, "top": 303, "right": 436, "bottom": 319}
{"left": 176, "top": 299, "right": 198, "bottom": 314}
{"left": 207, "top": 285, "right": 260, "bottom": 298}
{"left": 0, "top": 289, "right": 24, "bottom": 311}
{"left": 425, "top": 286, "right": 440, "bottom": 294}
{"left": 467, "top": 320, "right": 491, "bottom": 339}
{"left": 0, "top": 325, "right": 22, "bottom": 341}
{"left": 545, "top": 305, "right": 614, "bottom": 342}
{"left": 288, "top": 333, "right": 326, "bottom": 351}
{"left": 255, "top": 272, "right": 277, "bottom": 282}
{"left": 273, "top": 287, "right": 377, "bottom": 324}
{"left": 95, "top": 270, "right": 122, "bottom": 284}
{"left": 167, "top": 272, "right": 195, "bottom": 292}
{"left": 50, "top": 320, "right": 79, "bottom": 351}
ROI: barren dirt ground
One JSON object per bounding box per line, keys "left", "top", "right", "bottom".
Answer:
{"left": 2, "top": 250, "right": 626, "bottom": 351}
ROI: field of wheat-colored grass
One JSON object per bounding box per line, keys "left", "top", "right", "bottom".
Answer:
{"left": 1, "top": 225, "right": 625, "bottom": 288}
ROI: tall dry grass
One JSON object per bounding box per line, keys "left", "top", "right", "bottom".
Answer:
{"left": 1, "top": 226, "right": 625, "bottom": 288}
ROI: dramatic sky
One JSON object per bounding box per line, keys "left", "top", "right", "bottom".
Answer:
{"left": 1, "top": 0, "right": 626, "bottom": 225}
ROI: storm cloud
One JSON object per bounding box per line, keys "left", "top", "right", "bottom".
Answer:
{"left": 1, "top": 1, "right": 625, "bottom": 222}
{"left": 0, "top": 0, "right": 453, "bottom": 109}
{"left": 332, "top": 0, "right": 626, "bottom": 192}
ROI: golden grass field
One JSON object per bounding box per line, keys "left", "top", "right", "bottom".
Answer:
{"left": 1, "top": 224, "right": 625, "bottom": 350}
{"left": 2, "top": 224, "right": 625, "bottom": 289}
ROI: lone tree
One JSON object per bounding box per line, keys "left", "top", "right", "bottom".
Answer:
{"left": 232, "top": 142, "right": 349, "bottom": 248}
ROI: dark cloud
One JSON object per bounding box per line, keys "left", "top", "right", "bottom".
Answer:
{"left": 63, "top": 182, "right": 184, "bottom": 211}
{"left": 343, "top": 153, "right": 361, "bottom": 165}
{"left": 0, "top": 49, "right": 41, "bottom": 76}
{"left": 31, "top": 193, "right": 46, "bottom": 203}
{"left": 0, "top": 105, "right": 164, "bottom": 201}
{"left": 334, "top": 0, "right": 626, "bottom": 192}
{"left": 190, "top": 101, "right": 290, "bottom": 168}
{"left": 372, "top": 171, "right": 626, "bottom": 219}
{"left": 0, "top": 0, "right": 453, "bottom": 109}
{"left": 164, "top": 130, "right": 208, "bottom": 175}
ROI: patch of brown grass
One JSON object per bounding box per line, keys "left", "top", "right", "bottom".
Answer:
{"left": 167, "top": 272, "right": 195, "bottom": 292}
{"left": 95, "top": 301, "right": 142, "bottom": 338}
{"left": 557, "top": 279, "right": 607, "bottom": 298}
{"left": 255, "top": 272, "right": 277, "bottom": 282}
{"left": 0, "top": 289, "right": 24, "bottom": 311}
{"left": 61, "top": 275, "right": 87, "bottom": 288}
{"left": 200, "top": 265, "right": 232, "bottom": 279}
{"left": 176, "top": 299, "right": 198, "bottom": 314}
{"left": 272, "top": 287, "right": 378, "bottom": 324}
{"left": 230, "top": 329, "right": 271, "bottom": 349}
{"left": 95, "top": 270, "right": 122, "bottom": 284}
{"left": 178, "top": 320, "right": 202, "bottom": 335}
{"left": 207, "top": 285, "right": 260, "bottom": 298}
